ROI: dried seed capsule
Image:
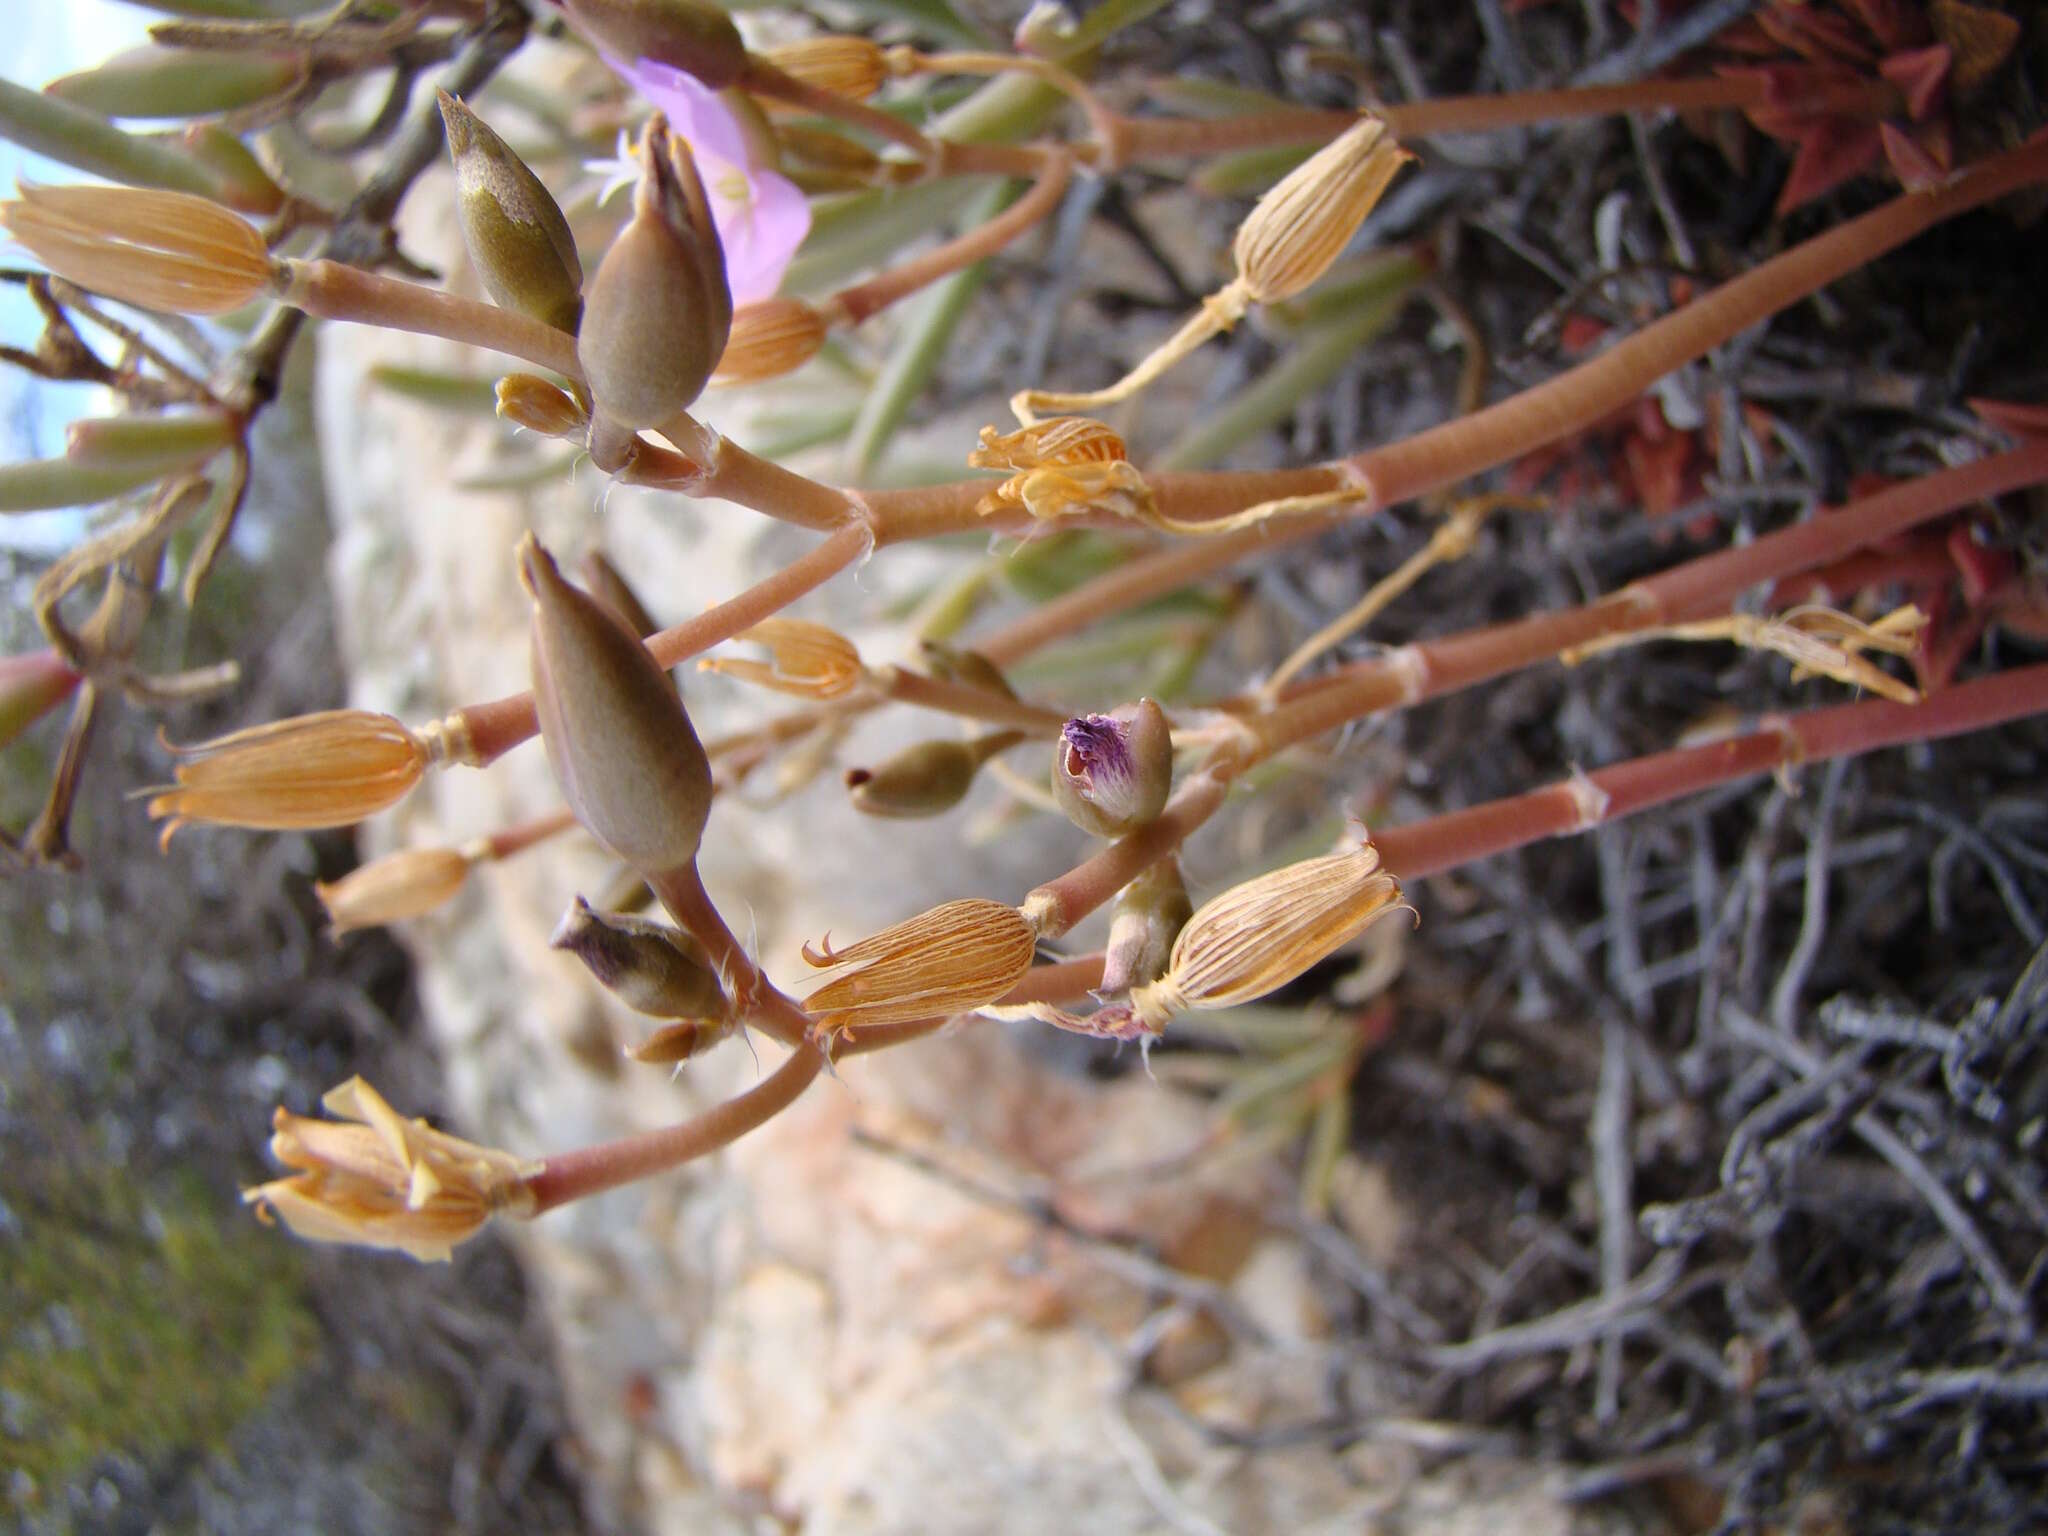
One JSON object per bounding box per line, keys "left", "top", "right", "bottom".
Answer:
{"left": 699, "top": 617, "right": 863, "bottom": 699}
{"left": 577, "top": 116, "right": 731, "bottom": 469}
{"left": 0, "top": 183, "right": 274, "bottom": 314}
{"left": 550, "top": 0, "right": 750, "bottom": 89}
{"left": 844, "top": 732, "right": 1020, "bottom": 819}
{"left": 1232, "top": 115, "right": 1410, "bottom": 306}
{"left": 801, "top": 898, "right": 1039, "bottom": 1034}
{"left": 1098, "top": 857, "right": 1193, "bottom": 997}
{"left": 245, "top": 1076, "right": 537, "bottom": 1263}
{"left": 1131, "top": 837, "right": 1412, "bottom": 1030}
{"left": 1050, "top": 699, "right": 1172, "bottom": 838}
{"left": 760, "top": 37, "right": 888, "bottom": 100}
{"left": 146, "top": 710, "right": 447, "bottom": 844}
{"left": 712, "top": 298, "right": 828, "bottom": 385}
{"left": 438, "top": 90, "right": 584, "bottom": 333}
{"left": 316, "top": 847, "right": 474, "bottom": 935}
{"left": 550, "top": 895, "right": 735, "bottom": 1045}
{"left": 520, "top": 533, "right": 712, "bottom": 873}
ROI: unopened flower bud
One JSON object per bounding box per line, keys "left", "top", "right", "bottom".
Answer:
{"left": 1098, "top": 857, "right": 1193, "bottom": 996}
{"left": 580, "top": 550, "right": 662, "bottom": 639}
{"left": 46, "top": 46, "right": 305, "bottom": 120}
{"left": 551, "top": 0, "right": 750, "bottom": 89}
{"left": 712, "top": 298, "right": 827, "bottom": 385}
{"left": 316, "top": 847, "right": 474, "bottom": 935}
{"left": 1131, "top": 836, "right": 1412, "bottom": 1031}
{"left": 245, "top": 1076, "right": 537, "bottom": 1262}
{"left": 760, "top": 37, "right": 888, "bottom": 100}
{"left": 496, "top": 373, "right": 588, "bottom": 438}
{"left": 699, "top": 617, "right": 863, "bottom": 699}
{"left": 519, "top": 533, "right": 712, "bottom": 873}
{"left": 439, "top": 90, "right": 584, "bottom": 333}
{"left": 918, "top": 640, "right": 1018, "bottom": 700}
{"left": 146, "top": 709, "right": 449, "bottom": 845}
{"left": 169, "top": 123, "right": 285, "bottom": 215}
{"left": 1051, "top": 698, "right": 1171, "bottom": 837}
{"left": 551, "top": 895, "right": 736, "bottom": 1055}
{"left": 577, "top": 116, "right": 731, "bottom": 467}
{"left": 0, "top": 649, "right": 82, "bottom": 750}
{"left": 1232, "top": 115, "right": 1410, "bottom": 305}
{"left": 0, "top": 183, "right": 274, "bottom": 315}
{"left": 802, "top": 898, "right": 1039, "bottom": 1034}
{"left": 845, "top": 732, "right": 1020, "bottom": 819}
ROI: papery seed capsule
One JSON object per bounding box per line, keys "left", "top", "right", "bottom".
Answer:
{"left": 1051, "top": 699, "right": 1172, "bottom": 838}
{"left": 0, "top": 183, "right": 274, "bottom": 315}
{"left": 712, "top": 298, "right": 827, "bottom": 385}
{"left": 699, "top": 617, "right": 863, "bottom": 699}
{"left": 760, "top": 37, "right": 889, "bottom": 100}
{"left": 550, "top": 894, "right": 734, "bottom": 1033}
{"left": 520, "top": 534, "right": 712, "bottom": 873}
{"left": 801, "top": 898, "right": 1039, "bottom": 1033}
{"left": 439, "top": 90, "right": 584, "bottom": 334}
{"left": 1130, "top": 837, "right": 1412, "bottom": 1030}
{"left": 1232, "top": 115, "right": 1410, "bottom": 306}
{"left": 146, "top": 710, "right": 444, "bottom": 844}
{"left": 316, "top": 847, "right": 473, "bottom": 935}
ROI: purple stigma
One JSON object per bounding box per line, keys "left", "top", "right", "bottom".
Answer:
{"left": 1060, "top": 714, "right": 1131, "bottom": 787}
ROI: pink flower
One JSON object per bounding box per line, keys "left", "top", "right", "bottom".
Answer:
{"left": 598, "top": 56, "right": 810, "bottom": 305}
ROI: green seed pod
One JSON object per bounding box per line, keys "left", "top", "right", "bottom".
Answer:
{"left": 166, "top": 123, "right": 284, "bottom": 215}
{"left": 553, "top": 0, "right": 749, "bottom": 89}
{"left": 845, "top": 731, "right": 1021, "bottom": 819}
{"left": 520, "top": 533, "right": 712, "bottom": 873}
{"left": 917, "top": 640, "right": 1018, "bottom": 700}
{"left": 577, "top": 116, "right": 730, "bottom": 470}
{"left": 438, "top": 90, "right": 583, "bottom": 334}
{"left": 1098, "top": 857, "right": 1193, "bottom": 997}
{"left": 550, "top": 895, "right": 734, "bottom": 1034}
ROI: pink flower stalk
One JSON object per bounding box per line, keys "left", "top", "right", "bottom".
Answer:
{"left": 601, "top": 57, "right": 810, "bottom": 305}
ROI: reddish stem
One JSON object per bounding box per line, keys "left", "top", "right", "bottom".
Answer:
{"left": 830, "top": 154, "right": 1073, "bottom": 326}
{"left": 523, "top": 1041, "right": 825, "bottom": 1213}
{"left": 1375, "top": 664, "right": 2048, "bottom": 880}
{"left": 1248, "top": 440, "right": 2048, "bottom": 755}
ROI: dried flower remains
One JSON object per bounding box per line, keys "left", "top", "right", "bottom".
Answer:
{"left": 246, "top": 1076, "right": 538, "bottom": 1263}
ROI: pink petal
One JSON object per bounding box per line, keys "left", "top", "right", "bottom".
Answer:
{"left": 709, "top": 164, "right": 811, "bottom": 304}
{"left": 607, "top": 54, "right": 748, "bottom": 165}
